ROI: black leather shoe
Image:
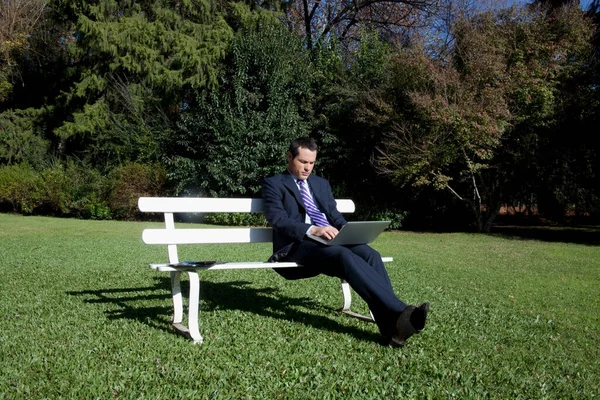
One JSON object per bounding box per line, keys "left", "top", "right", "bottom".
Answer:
{"left": 411, "top": 303, "right": 430, "bottom": 333}
{"left": 386, "top": 303, "right": 430, "bottom": 347}
{"left": 387, "top": 306, "right": 417, "bottom": 347}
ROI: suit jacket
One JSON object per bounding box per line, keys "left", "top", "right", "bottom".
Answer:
{"left": 262, "top": 171, "right": 347, "bottom": 275}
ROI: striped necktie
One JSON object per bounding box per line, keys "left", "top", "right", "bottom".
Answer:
{"left": 297, "top": 179, "right": 330, "bottom": 227}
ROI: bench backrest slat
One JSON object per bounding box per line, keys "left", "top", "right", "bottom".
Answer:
{"left": 139, "top": 197, "right": 356, "bottom": 259}
{"left": 143, "top": 228, "right": 273, "bottom": 245}
{"left": 138, "top": 197, "right": 356, "bottom": 213}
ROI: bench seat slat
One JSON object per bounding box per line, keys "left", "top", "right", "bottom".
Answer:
{"left": 150, "top": 258, "right": 393, "bottom": 272}
{"left": 143, "top": 228, "right": 273, "bottom": 244}
{"left": 150, "top": 262, "right": 300, "bottom": 272}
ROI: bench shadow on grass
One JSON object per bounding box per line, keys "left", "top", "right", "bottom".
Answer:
{"left": 66, "top": 276, "right": 380, "bottom": 344}
{"left": 489, "top": 225, "right": 600, "bottom": 246}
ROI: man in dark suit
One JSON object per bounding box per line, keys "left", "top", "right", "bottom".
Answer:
{"left": 263, "top": 137, "right": 429, "bottom": 347}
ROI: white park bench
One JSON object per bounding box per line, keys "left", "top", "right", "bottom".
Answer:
{"left": 138, "top": 197, "right": 392, "bottom": 344}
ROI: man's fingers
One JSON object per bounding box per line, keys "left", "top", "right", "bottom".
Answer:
{"left": 325, "top": 226, "right": 339, "bottom": 239}
{"left": 310, "top": 226, "right": 339, "bottom": 239}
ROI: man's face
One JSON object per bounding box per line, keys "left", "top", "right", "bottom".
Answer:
{"left": 287, "top": 147, "right": 316, "bottom": 181}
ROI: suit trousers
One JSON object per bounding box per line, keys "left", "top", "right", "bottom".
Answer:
{"left": 287, "top": 240, "right": 407, "bottom": 336}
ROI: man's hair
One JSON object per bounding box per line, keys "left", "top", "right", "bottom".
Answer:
{"left": 288, "top": 137, "right": 318, "bottom": 157}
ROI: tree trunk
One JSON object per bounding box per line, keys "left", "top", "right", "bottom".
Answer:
{"left": 472, "top": 202, "right": 484, "bottom": 232}
{"left": 482, "top": 201, "right": 502, "bottom": 233}
{"left": 302, "top": 0, "right": 313, "bottom": 51}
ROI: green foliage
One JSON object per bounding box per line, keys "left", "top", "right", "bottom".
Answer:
{"left": 204, "top": 212, "right": 268, "bottom": 226}
{"left": 0, "top": 74, "right": 11, "bottom": 103}
{"left": 83, "top": 201, "right": 113, "bottom": 220}
{"left": 311, "top": 29, "right": 404, "bottom": 212}
{"left": 0, "top": 161, "right": 110, "bottom": 216}
{"left": 0, "top": 0, "right": 597, "bottom": 228}
{"left": 34, "top": 161, "right": 112, "bottom": 217}
{"left": 353, "top": 207, "right": 407, "bottom": 230}
{"left": 0, "top": 0, "right": 50, "bottom": 103}
{"left": 173, "top": 7, "right": 314, "bottom": 196}
{"left": 41, "top": 163, "right": 79, "bottom": 214}
{"left": 376, "top": 4, "right": 596, "bottom": 231}
{"left": 0, "top": 159, "right": 169, "bottom": 219}
{"left": 70, "top": 0, "right": 233, "bottom": 97}
{"left": 354, "top": 27, "right": 393, "bottom": 87}
{"left": 108, "top": 162, "right": 168, "bottom": 220}
{"left": 0, "top": 164, "right": 45, "bottom": 213}
{"left": 54, "top": 89, "right": 169, "bottom": 169}
{"left": 52, "top": 0, "right": 233, "bottom": 169}
{"left": 0, "top": 108, "right": 50, "bottom": 168}
{"left": 493, "top": 5, "right": 598, "bottom": 221}
{"left": 312, "top": 39, "right": 344, "bottom": 85}
{"left": 64, "top": 162, "right": 114, "bottom": 218}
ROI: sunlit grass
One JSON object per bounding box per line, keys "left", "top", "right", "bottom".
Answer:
{"left": 1, "top": 214, "right": 599, "bottom": 398}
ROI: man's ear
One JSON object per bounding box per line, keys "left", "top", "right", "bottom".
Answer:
{"left": 286, "top": 152, "right": 292, "bottom": 163}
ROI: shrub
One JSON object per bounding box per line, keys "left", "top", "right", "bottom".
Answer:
{"left": 26, "top": 160, "right": 113, "bottom": 218}
{"left": 0, "top": 164, "right": 44, "bottom": 213}
{"left": 39, "top": 163, "right": 76, "bottom": 214}
{"left": 54, "top": 161, "right": 113, "bottom": 219}
{"left": 0, "top": 161, "right": 169, "bottom": 220}
{"left": 204, "top": 212, "right": 268, "bottom": 227}
{"left": 82, "top": 201, "right": 113, "bottom": 220}
{"left": 108, "top": 163, "right": 167, "bottom": 220}
{"left": 353, "top": 207, "right": 407, "bottom": 230}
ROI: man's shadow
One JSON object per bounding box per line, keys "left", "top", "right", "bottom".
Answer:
{"left": 67, "top": 276, "right": 380, "bottom": 343}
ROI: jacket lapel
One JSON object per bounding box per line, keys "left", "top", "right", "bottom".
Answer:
{"left": 282, "top": 171, "right": 305, "bottom": 209}
{"left": 307, "top": 176, "right": 327, "bottom": 214}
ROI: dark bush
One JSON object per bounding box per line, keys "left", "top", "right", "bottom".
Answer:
{"left": 203, "top": 212, "right": 268, "bottom": 227}
{"left": 108, "top": 163, "right": 168, "bottom": 220}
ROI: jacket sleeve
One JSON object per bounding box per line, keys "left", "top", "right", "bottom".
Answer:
{"left": 262, "top": 177, "right": 311, "bottom": 242}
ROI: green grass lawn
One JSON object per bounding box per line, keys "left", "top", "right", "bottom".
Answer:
{"left": 1, "top": 214, "right": 599, "bottom": 399}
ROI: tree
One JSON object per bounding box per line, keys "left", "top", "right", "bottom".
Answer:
{"left": 310, "top": 28, "right": 402, "bottom": 206}
{"left": 172, "top": 6, "right": 315, "bottom": 197}
{"left": 376, "top": 4, "right": 594, "bottom": 231}
{"left": 531, "top": 0, "right": 580, "bottom": 11}
{"left": 528, "top": 0, "right": 600, "bottom": 219}
{"left": 280, "top": 0, "right": 435, "bottom": 51}
{"left": 1, "top": 0, "right": 70, "bottom": 170}
{"left": 0, "top": 0, "right": 49, "bottom": 102}
{"left": 51, "top": 0, "right": 233, "bottom": 169}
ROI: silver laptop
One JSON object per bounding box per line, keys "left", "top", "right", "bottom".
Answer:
{"left": 307, "top": 221, "right": 391, "bottom": 246}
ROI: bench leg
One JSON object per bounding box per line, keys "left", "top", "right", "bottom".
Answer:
{"left": 169, "top": 270, "right": 203, "bottom": 344}
{"left": 186, "top": 270, "right": 203, "bottom": 344}
{"left": 171, "top": 271, "right": 184, "bottom": 326}
{"left": 340, "top": 279, "right": 352, "bottom": 311}
{"left": 339, "top": 279, "right": 375, "bottom": 323}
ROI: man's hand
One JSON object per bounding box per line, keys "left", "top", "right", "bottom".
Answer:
{"left": 309, "top": 225, "right": 339, "bottom": 241}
